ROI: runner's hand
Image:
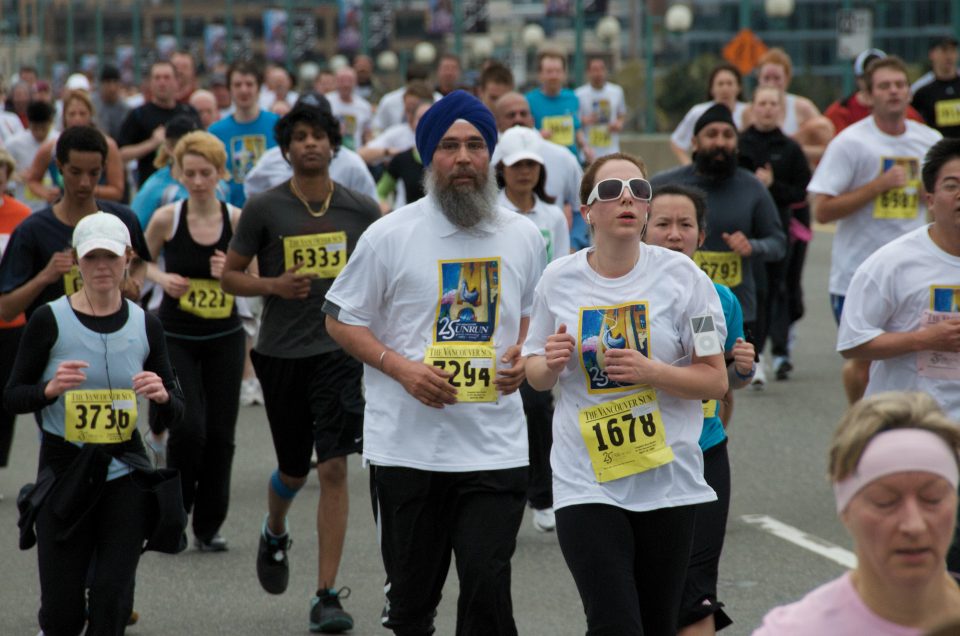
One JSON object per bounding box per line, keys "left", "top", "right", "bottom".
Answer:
{"left": 161, "top": 272, "right": 190, "bottom": 298}
{"left": 41, "top": 249, "right": 74, "bottom": 285}
{"left": 133, "top": 371, "right": 168, "bottom": 404}
{"left": 494, "top": 344, "right": 525, "bottom": 395}
{"left": 545, "top": 324, "right": 576, "bottom": 372}
{"left": 880, "top": 165, "right": 908, "bottom": 191}
{"left": 210, "top": 249, "right": 227, "bottom": 279}
{"left": 722, "top": 231, "right": 753, "bottom": 257}
{"left": 920, "top": 319, "right": 960, "bottom": 352}
{"left": 44, "top": 360, "right": 89, "bottom": 398}
{"left": 603, "top": 348, "right": 659, "bottom": 386}
{"left": 385, "top": 355, "right": 457, "bottom": 409}
{"left": 270, "top": 261, "right": 312, "bottom": 299}
{"left": 731, "top": 337, "right": 755, "bottom": 376}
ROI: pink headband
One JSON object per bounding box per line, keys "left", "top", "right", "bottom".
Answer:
{"left": 833, "top": 428, "right": 959, "bottom": 513}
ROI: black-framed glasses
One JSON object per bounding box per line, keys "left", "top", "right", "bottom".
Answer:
{"left": 586, "top": 178, "right": 652, "bottom": 205}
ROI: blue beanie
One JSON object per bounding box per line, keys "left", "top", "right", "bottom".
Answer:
{"left": 415, "top": 90, "right": 498, "bottom": 169}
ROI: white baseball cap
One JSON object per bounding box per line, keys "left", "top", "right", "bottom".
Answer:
{"left": 853, "top": 48, "right": 886, "bottom": 77}
{"left": 493, "top": 126, "right": 544, "bottom": 167}
{"left": 72, "top": 212, "right": 131, "bottom": 258}
{"left": 65, "top": 73, "right": 92, "bottom": 91}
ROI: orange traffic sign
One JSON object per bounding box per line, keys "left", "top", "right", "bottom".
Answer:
{"left": 723, "top": 28, "right": 768, "bottom": 75}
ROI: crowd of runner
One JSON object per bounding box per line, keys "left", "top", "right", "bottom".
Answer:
{"left": 0, "top": 32, "right": 958, "bottom": 636}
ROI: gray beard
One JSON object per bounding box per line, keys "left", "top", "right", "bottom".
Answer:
{"left": 424, "top": 166, "right": 499, "bottom": 230}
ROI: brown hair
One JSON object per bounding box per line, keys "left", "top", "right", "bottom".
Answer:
{"left": 579, "top": 152, "right": 648, "bottom": 206}
{"left": 864, "top": 55, "right": 909, "bottom": 92}
{"left": 757, "top": 47, "right": 793, "bottom": 80}
{"left": 538, "top": 49, "right": 567, "bottom": 72}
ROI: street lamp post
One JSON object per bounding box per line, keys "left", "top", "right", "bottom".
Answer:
{"left": 660, "top": 4, "right": 694, "bottom": 133}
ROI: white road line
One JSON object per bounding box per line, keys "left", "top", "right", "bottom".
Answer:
{"left": 741, "top": 514, "right": 858, "bottom": 569}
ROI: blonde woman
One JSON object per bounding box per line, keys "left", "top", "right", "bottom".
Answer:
{"left": 144, "top": 131, "right": 244, "bottom": 552}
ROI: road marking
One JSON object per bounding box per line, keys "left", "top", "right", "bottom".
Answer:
{"left": 741, "top": 514, "right": 857, "bottom": 569}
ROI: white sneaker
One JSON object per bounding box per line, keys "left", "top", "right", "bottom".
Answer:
{"left": 532, "top": 507, "right": 556, "bottom": 532}
{"left": 750, "top": 355, "right": 767, "bottom": 391}
{"left": 241, "top": 378, "right": 264, "bottom": 406}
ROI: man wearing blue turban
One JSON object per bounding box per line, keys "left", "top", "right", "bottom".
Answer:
{"left": 324, "top": 89, "right": 548, "bottom": 635}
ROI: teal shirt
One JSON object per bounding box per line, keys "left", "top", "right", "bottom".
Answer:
{"left": 699, "top": 283, "right": 744, "bottom": 451}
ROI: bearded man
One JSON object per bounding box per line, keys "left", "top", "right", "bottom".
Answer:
{"left": 323, "top": 90, "right": 546, "bottom": 636}
{"left": 651, "top": 103, "right": 785, "bottom": 348}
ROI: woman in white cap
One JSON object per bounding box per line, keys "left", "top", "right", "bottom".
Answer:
{"left": 754, "top": 392, "right": 960, "bottom": 635}
{"left": 5, "top": 211, "right": 184, "bottom": 636}
{"left": 495, "top": 125, "right": 569, "bottom": 533}
{"left": 24, "top": 90, "right": 125, "bottom": 203}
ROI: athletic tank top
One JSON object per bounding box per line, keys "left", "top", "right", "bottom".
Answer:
{"left": 42, "top": 297, "right": 149, "bottom": 480}
{"left": 782, "top": 93, "right": 799, "bottom": 136}
{"left": 158, "top": 199, "right": 240, "bottom": 338}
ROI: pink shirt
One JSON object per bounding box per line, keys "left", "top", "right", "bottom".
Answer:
{"left": 753, "top": 573, "right": 921, "bottom": 636}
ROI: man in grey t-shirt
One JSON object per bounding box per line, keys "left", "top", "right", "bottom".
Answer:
{"left": 222, "top": 104, "right": 379, "bottom": 633}
{"left": 92, "top": 65, "right": 131, "bottom": 143}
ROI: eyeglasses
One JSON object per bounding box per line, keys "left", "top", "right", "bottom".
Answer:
{"left": 586, "top": 178, "right": 652, "bottom": 205}
{"left": 436, "top": 139, "right": 487, "bottom": 154}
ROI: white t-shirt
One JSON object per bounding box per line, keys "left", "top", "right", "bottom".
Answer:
{"left": 575, "top": 82, "right": 627, "bottom": 157}
{"left": 324, "top": 195, "right": 547, "bottom": 471}
{"left": 364, "top": 123, "right": 415, "bottom": 153}
{"left": 325, "top": 92, "right": 373, "bottom": 149}
{"left": 497, "top": 190, "right": 570, "bottom": 262}
{"left": 371, "top": 86, "right": 442, "bottom": 134}
{"left": 522, "top": 246, "right": 724, "bottom": 512}
{"left": 808, "top": 117, "right": 942, "bottom": 296}
{"left": 670, "top": 100, "right": 748, "bottom": 152}
{"left": 539, "top": 137, "right": 584, "bottom": 211}
{"left": 0, "top": 111, "right": 25, "bottom": 145}
{"left": 4, "top": 129, "right": 56, "bottom": 211}
{"left": 243, "top": 145, "right": 379, "bottom": 203}
{"left": 257, "top": 89, "right": 298, "bottom": 112}
{"left": 837, "top": 225, "right": 960, "bottom": 419}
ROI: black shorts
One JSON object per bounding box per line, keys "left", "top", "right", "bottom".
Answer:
{"left": 251, "top": 349, "right": 364, "bottom": 478}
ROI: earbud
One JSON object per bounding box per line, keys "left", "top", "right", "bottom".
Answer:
{"left": 586, "top": 212, "right": 592, "bottom": 223}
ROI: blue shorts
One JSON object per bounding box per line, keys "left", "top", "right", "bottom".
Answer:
{"left": 830, "top": 294, "right": 845, "bottom": 326}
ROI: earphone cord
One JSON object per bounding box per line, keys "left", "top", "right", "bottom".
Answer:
{"left": 82, "top": 285, "right": 120, "bottom": 442}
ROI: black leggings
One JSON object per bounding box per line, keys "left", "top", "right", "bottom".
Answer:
{"left": 37, "top": 475, "right": 147, "bottom": 636}
{"left": 0, "top": 326, "right": 23, "bottom": 467}
{"left": 556, "top": 503, "right": 696, "bottom": 636}
{"left": 520, "top": 381, "right": 554, "bottom": 509}
{"left": 157, "top": 329, "right": 244, "bottom": 541}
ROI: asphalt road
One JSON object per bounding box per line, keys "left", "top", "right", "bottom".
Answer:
{"left": 0, "top": 228, "right": 857, "bottom": 636}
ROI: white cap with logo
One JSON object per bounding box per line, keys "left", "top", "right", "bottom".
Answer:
{"left": 72, "top": 212, "right": 132, "bottom": 258}
{"left": 65, "top": 73, "right": 92, "bottom": 92}
{"left": 492, "top": 126, "right": 545, "bottom": 167}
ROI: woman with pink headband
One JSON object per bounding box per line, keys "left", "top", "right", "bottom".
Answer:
{"left": 755, "top": 392, "right": 960, "bottom": 635}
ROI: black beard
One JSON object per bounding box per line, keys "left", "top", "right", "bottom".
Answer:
{"left": 694, "top": 147, "right": 738, "bottom": 180}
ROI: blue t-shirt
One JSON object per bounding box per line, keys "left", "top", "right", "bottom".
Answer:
{"left": 130, "top": 165, "right": 230, "bottom": 230}
{"left": 525, "top": 88, "right": 582, "bottom": 157}
{"left": 699, "top": 283, "right": 744, "bottom": 451}
{"left": 209, "top": 111, "right": 280, "bottom": 207}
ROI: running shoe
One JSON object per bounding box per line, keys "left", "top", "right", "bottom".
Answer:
{"left": 241, "top": 378, "right": 264, "bottom": 406}
{"left": 750, "top": 356, "right": 767, "bottom": 391}
{"left": 310, "top": 587, "right": 354, "bottom": 633}
{"left": 257, "top": 516, "right": 291, "bottom": 594}
{"left": 773, "top": 356, "right": 793, "bottom": 381}
{"left": 532, "top": 507, "right": 556, "bottom": 532}
{"left": 128, "top": 610, "right": 139, "bottom": 626}
{"left": 195, "top": 534, "right": 229, "bottom": 552}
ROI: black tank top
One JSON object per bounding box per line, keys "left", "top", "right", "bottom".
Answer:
{"left": 158, "top": 200, "right": 241, "bottom": 338}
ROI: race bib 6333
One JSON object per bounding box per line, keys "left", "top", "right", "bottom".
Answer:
{"left": 283, "top": 232, "right": 347, "bottom": 278}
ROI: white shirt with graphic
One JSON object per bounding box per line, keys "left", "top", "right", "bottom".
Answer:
{"left": 575, "top": 82, "right": 627, "bottom": 157}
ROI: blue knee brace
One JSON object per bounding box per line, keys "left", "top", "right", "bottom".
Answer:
{"left": 270, "top": 469, "right": 302, "bottom": 500}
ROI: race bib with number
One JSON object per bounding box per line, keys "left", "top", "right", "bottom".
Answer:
{"left": 936, "top": 99, "right": 960, "bottom": 128}
{"left": 702, "top": 399, "right": 718, "bottom": 419}
{"left": 63, "top": 265, "right": 83, "bottom": 295}
{"left": 589, "top": 125, "right": 611, "bottom": 148}
{"left": 874, "top": 157, "right": 920, "bottom": 220}
{"left": 578, "top": 388, "right": 675, "bottom": 483}
{"left": 283, "top": 232, "right": 347, "bottom": 278}
{"left": 693, "top": 251, "right": 743, "bottom": 288}
{"left": 179, "top": 279, "right": 234, "bottom": 319}
{"left": 64, "top": 389, "right": 138, "bottom": 444}
{"left": 424, "top": 344, "right": 497, "bottom": 402}
{"left": 542, "top": 115, "right": 574, "bottom": 147}
{"left": 918, "top": 309, "right": 960, "bottom": 380}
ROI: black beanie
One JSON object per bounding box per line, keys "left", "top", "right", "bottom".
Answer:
{"left": 694, "top": 103, "right": 736, "bottom": 137}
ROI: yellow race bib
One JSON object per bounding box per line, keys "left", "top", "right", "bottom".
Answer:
{"left": 179, "top": 279, "right": 234, "bottom": 319}
{"left": 283, "top": 232, "right": 347, "bottom": 278}
{"left": 63, "top": 265, "right": 83, "bottom": 295}
{"left": 424, "top": 344, "right": 497, "bottom": 402}
{"left": 874, "top": 184, "right": 920, "bottom": 219}
{"left": 588, "top": 125, "right": 611, "bottom": 148}
{"left": 693, "top": 251, "right": 743, "bottom": 288}
{"left": 64, "top": 389, "right": 138, "bottom": 444}
{"left": 936, "top": 99, "right": 960, "bottom": 128}
{"left": 542, "top": 115, "right": 574, "bottom": 147}
{"left": 702, "top": 399, "right": 718, "bottom": 419}
{"left": 578, "top": 388, "right": 675, "bottom": 483}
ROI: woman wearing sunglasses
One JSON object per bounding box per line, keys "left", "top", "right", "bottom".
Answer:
{"left": 523, "top": 152, "right": 729, "bottom": 635}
